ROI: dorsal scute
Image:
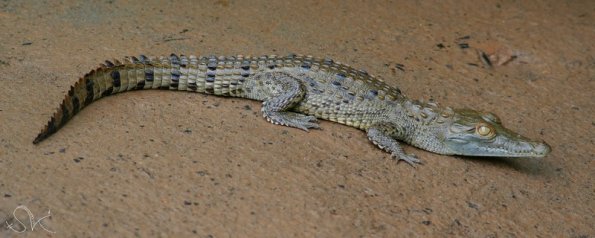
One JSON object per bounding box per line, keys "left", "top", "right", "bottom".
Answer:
{"left": 104, "top": 60, "right": 115, "bottom": 67}
{"left": 403, "top": 99, "right": 453, "bottom": 125}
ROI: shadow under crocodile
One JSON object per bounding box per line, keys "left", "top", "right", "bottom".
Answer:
{"left": 456, "top": 155, "right": 557, "bottom": 176}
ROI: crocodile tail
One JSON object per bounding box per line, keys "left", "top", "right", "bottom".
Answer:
{"left": 33, "top": 55, "right": 165, "bottom": 144}
{"left": 33, "top": 66, "right": 110, "bottom": 144}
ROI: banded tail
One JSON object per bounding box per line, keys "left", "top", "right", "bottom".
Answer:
{"left": 33, "top": 54, "right": 237, "bottom": 144}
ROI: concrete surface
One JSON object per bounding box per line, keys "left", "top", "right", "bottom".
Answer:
{"left": 0, "top": 0, "right": 593, "bottom": 237}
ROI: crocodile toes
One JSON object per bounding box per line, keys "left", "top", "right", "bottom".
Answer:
{"left": 264, "top": 111, "right": 321, "bottom": 131}
{"left": 392, "top": 153, "right": 423, "bottom": 167}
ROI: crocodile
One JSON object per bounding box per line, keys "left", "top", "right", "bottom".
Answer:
{"left": 33, "top": 54, "right": 551, "bottom": 165}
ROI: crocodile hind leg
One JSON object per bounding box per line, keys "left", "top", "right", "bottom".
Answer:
{"left": 367, "top": 122, "right": 422, "bottom": 166}
{"left": 257, "top": 72, "right": 320, "bottom": 131}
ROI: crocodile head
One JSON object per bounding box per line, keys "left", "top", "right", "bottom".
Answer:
{"left": 441, "top": 109, "right": 550, "bottom": 157}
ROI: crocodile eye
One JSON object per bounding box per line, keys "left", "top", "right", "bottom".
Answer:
{"left": 476, "top": 124, "right": 494, "bottom": 137}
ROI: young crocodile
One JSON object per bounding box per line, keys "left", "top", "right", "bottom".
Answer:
{"left": 33, "top": 54, "right": 551, "bottom": 165}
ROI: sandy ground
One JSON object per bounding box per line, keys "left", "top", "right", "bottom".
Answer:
{"left": 0, "top": 0, "right": 593, "bottom": 237}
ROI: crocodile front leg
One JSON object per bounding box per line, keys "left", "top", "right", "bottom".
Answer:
{"left": 258, "top": 72, "right": 320, "bottom": 131}
{"left": 367, "top": 122, "right": 422, "bottom": 166}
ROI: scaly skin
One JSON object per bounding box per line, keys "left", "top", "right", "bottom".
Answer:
{"left": 33, "top": 54, "right": 551, "bottom": 165}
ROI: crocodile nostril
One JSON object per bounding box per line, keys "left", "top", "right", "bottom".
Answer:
{"left": 532, "top": 142, "right": 551, "bottom": 156}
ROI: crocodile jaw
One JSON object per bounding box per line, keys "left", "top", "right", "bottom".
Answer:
{"left": 441, "top": 109, "right": 551, "bottom": 158}
{"left": 445, "top": 135, "right": 551, "bottom": 158}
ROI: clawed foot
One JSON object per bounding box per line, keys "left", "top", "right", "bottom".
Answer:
{"left": 367, "top": 124, "right": 424, "bottom": 167}
{"left": 264, "top": 111, "right": 321, "bottom": 131}
{"left": 392, "top": 152, "right": 423, "bottom": 167}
